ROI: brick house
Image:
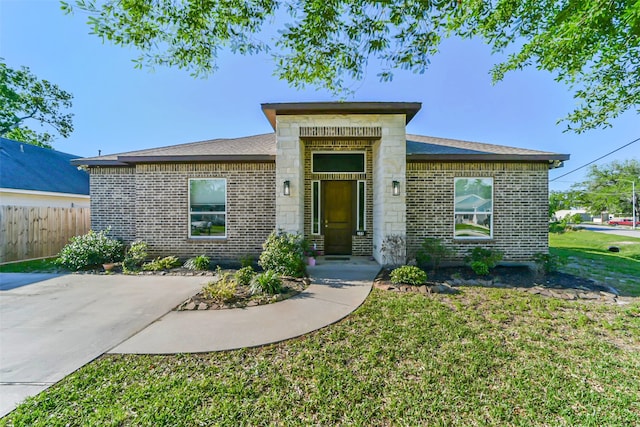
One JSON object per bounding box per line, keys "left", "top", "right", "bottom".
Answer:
{"left": 74, "top": 102, "right": 569, "bottom": 265}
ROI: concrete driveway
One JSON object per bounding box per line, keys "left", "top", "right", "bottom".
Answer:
{"left": 0, "top": 274, "right": 205, "bottom": 417}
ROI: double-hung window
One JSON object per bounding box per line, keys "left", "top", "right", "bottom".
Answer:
{"left": 454, "top": 178, "right": 493, "bottom": 239}
{"left": 189, "top": 178, "right": 226, "bottom": 238}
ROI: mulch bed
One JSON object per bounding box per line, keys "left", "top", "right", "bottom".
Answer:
{"left": 374, "top": 266, "right": 630, "bottom": 304}
{"left": 176, "top": 275, "right": 311, "bottom": 311}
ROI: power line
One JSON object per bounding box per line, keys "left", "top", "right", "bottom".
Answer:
{"left": 550, "top": 136, "right": 640, "bottom": 182}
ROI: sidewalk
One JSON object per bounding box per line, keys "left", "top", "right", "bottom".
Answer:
{"left": 109, "top": 258, "right": 378, "bottom": 354}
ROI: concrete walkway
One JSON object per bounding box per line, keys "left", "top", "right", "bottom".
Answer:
{"left": 110, "top": 258, "right": 378, "bottom": 354}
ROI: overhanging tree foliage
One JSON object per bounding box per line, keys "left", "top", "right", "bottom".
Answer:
{"left": 572, "top": 159, "right": 640, "bottom": 216}
{"left": 0, "top": 61, "right": 74, "bottom": 148}
{"left": 63, "top": 0, "right": 639, "bottom": 133}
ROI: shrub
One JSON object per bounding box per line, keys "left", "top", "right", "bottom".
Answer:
{"left": 470, "top": 261, "right": 490, "bottom": 276}
{"left": 390, "top": 265, "right": 427, "bottom": 286}
{"left": 142, "top": 256, "right": 181, "bottom": 271}
{"left": 415, "top": 238, "right": 455, "bottom": 273}
{"left": 183, "top": 254, "right": 210, "bottom": 271}
{"left": 122, "top": 240, "right": 148, "bottom": 272}
{"left": 258, "top": 230, "right": 306, "bottom": 277}
{"left": 57, "top": 229, "right": 124, "bottom": 270}
{"left": 235, "top": 266, "right": 255, "bottom": 286}
{"left": 202, "top": 270, "right": 237, "bottom": 302}
{"left": 239, "top": 254, "right": 255, "bottom": 268}
{"left": 381, "top": 234, "right": 407, "bottom": 267}
{"left": 549, "top": 221, "right": 567, "bottom": 234}
{"left": 465, "top": 247, "right": 503, "bottom": 276}
{"left": 569, "top": 213, "right": 583, "bottom": 224}
{"left": 533, "top": 252, "right": 566, "bottom": 275}
{"left": 250, "top": 270, "right": 283, "bottom": 295}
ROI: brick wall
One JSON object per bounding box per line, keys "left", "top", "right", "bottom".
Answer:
{"left": 90, "top": 167, "right": 137, "bottom": 242}
{"left": 406, "top": 161, "right": 549, "bottom": 263}
{"left": 90, "top": 163, "right": 276, "bottom": 262}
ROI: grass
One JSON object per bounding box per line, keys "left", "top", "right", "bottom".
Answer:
{"left": 3, "top": 288, "right": 639, "bottom": 426}
{"left": 549, "top": 229, "right": 640, "bottom": 296}
{"left": 0, "top": 258, "right": 58, "bottom": 273}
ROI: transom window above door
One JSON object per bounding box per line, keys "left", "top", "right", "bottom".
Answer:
{"left": 312, "top": 152, "right": 365, "bottom": 173}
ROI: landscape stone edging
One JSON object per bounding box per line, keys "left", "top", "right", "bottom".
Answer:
{"left": 374, "top": 278, "right": 629, "bottom": 305}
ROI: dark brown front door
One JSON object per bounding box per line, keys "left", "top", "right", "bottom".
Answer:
{"left": 322, "top": 181, "right": 353, "bottom": 255}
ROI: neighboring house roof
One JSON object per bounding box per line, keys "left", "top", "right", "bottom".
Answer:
{"left": 0, "top": 137, "right": 89, "bottom": 195}
{"left": 455, "top": 194, "right": 492, "bottom": 211}
{"left": 74, "top": 132, "right": 569, "bottom": 167}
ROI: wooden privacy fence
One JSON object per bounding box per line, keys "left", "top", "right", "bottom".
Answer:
{"left": 0, "top": 206, "right": 91, "bottom": 263}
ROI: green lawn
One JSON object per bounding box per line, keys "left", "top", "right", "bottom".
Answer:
{"left": 3, "top": 289, "right": 639, "bottom": 426}
{"left": 549, "top": 229, "right": 640, "bottom": 296}
{"left": 0, "top": 258, "right": 58, "bottom": 273}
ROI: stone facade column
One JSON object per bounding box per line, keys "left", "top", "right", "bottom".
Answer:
{"left": 275, "top": 117, "right": 305, "bottom": 234}
{"left": 372, "top": 115, "right": 407, "bottom": 264}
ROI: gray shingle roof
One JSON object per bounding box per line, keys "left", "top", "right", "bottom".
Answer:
{"left": 406, "top": 134, "right": 562, "bottom": 156}
{"left": 74, "top": 132, "right": 568, "bottom": 166}
{"left": 0, "top": 137, "right": 89, "bottom": 195}
{"left": 75, "top": 133, "right": 276, "bottom": 165}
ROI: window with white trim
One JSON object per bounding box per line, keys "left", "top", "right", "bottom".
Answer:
{"left": 357, "top": 180, "right": 366, "bottom": 231}
{"left": 311, "top": 180, "right": 320, "bottom": 235}
{"left": 454, "top": 178, "right": 493, "bottom": 239}
{"left": 189, "top": 178, "right": 227, "bottom": 238}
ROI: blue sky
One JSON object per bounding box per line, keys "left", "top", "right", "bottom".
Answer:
{"left": 1, "top": 0, "right": 638, "bottom": 192}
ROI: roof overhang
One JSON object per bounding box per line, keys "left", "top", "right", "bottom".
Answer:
{"left": 407, "top": 153, "right": 570, "bottom": 168}
{"left": 73, "top": 155, "right": 276, "bottom": 167}
{"left": 0, "top": 187, "right": 90, "bottom": 198}
{"left": 261, "top": 102, "right": 422, "bottom": 130}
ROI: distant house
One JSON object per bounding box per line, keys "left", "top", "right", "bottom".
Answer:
{"left": 74, "top": 102, "right": 569, "bottom": 265}
{"left": 0, "top": 137, "right": 89, "bottom": 208}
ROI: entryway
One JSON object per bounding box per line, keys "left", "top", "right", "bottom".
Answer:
{"left": 322, "top": 180, "right": 353, "bottom": 255}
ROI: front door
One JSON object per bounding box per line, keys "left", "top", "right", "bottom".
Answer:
{"left": 322, "top": 181, "right": 353, "bottom": 255}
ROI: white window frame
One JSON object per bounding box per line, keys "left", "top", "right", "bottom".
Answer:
{"left": 357, "top": 180, "right": 366, "bottom": 231}
{"left": 188, "top": 178, "right": 227, "bottom": 239}
{"left": 453, "top": 177, "right": 493, "bottom": 240}
{"left": 311, "top": 180, "right": 321, "bottom": 235}
{"left": 311, "top": 151, "right": 366, "bottom": 174}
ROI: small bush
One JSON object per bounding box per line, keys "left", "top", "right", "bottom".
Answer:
{"left": 57, "top": 229, "right": 124, "bottom": 270}
{"left": 202, "top": 271, "right": 237, "bottom": 302}
{"left": 142, "top": 256, "right": 181, "bottom": 271}
{"left": 250, "top": 270, "right": 282, "bottom": 295}
{"left": 122, "top": 240, "right": 148, "bottom": 272}
{"left": 183, "top": 254, "right": 210, "bottom": 271}
{"left": 470, "top": 261, "right": 490, "bottom": 276}
{"left": 549, "top": 222, "right": 567, "bottom": 234}
{"left": 415, "top": 238, "right": 455, "bottom": 272}
{"left": 258, "top": 231, "right": 306, "bottom": 277}
{"left": 569, "top": 213, "right": 583, "bottom": 224}
{"left": 239, "top": 254, "right": 255, "bottom": 268}
{"left": 390, "top": 265, "right": 428, "bottom": 286}
{"left": 533, "top": 252, "right": 566, "bottom": 275}
{"left": 465, "top": 247, "right": 503, "bottom": 276}
{"left": 235, "top": 266, "right": 255, "bottom": 286}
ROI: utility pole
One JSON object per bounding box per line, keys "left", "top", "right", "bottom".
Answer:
{"left": 620, "top": 179, "right": 636, "bottom": 230}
